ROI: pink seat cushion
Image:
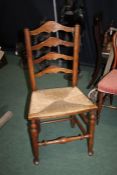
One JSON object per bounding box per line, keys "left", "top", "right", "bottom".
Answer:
{"left": 98, "top": 69, "right": 117, "bottom": 94}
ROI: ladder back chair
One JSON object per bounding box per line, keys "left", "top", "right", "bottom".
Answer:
{"left": 97, "top": 31, "right": 117, "bottom": 123}
{"left": 24, "top": 21, "right": 97, "bottom": 164}
{"left": 87, "top": 13, "right": 105, "bottom": 89}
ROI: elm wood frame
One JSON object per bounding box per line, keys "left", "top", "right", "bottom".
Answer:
{"left": 24, "top": 21, "right": 97, "bottom": 164}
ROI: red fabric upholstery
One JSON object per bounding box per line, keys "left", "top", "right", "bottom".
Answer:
{"left": 98, "top": 69, "right": 117, "bottom": 94}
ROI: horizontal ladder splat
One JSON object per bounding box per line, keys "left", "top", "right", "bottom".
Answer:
{"left": 35, "top": 66, "right": 72, "bottom": 77}
{"left": 33, "top": 52, "right": 73, "bottom": 64}
{"left": 32, "top": 37, "right": 73, "bottom": 50}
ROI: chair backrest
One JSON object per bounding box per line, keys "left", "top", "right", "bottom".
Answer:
{"left": 24, "top": 21, "right": 80, "bottom": 91}
{"left": 112, "top": 32, "right": 117, "bottom": 69}
{"left": 93, "top": 13, "right": 103, "bottom": 57}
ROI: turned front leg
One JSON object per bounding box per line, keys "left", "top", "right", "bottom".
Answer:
{"left": 88, "top": 111, "right": 96, "bottom": 155}
{"left": 29, "top": 119, "right": 40, "bottom": 165}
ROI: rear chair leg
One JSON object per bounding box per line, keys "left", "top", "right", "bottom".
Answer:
{"left": 88, "top": 111, "right": 96, "bottom": 156}
{"left": 29, "top": 119, "right": 40, "bottom": 165}
{"left": 97, "top": 91, "right": 104, "bottom": 124}
{"left": 109, "top": 94, "right": 113, "bottom": 105}
{"left": 70, "top": 115, "right": 76, "bottom": 128}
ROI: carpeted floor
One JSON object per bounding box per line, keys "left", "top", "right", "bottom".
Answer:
{"left": 0, "top": 53, "right": 117, "bottom": 175}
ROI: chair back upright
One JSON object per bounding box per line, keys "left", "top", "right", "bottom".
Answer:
{"left": 93, "top": 14, "right": 103, "bottom": 61}
{"left": 112, "top": 32, "right": 117, "bottom": 69}
{"left": 24, "top": 21, "right": 80, "bottom": 91}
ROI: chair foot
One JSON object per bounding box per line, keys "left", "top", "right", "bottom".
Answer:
{"left": 88, "top": 151, "right": 94, "bottom": 156}
{"left": 33, "top": 159, "right": 39, "bottom": 165}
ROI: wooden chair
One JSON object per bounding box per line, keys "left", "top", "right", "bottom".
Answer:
{"left": 97, "top": 32, "right": 117, "bottom": 123}
{"left": 24, "top": 21, "right": 97, "bottom": 164}
{"left": 87, "top": 13, "right": 108, "bottom": 89}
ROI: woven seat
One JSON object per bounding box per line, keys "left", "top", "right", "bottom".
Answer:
{"left": 97, "top": 32, "right": 117, "bottom": 123}
{"left": 24, "top": 21, "right": 97, "bottom": 164}
{"left": 29, "top": 87, "right": 96, "bottom": 120}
